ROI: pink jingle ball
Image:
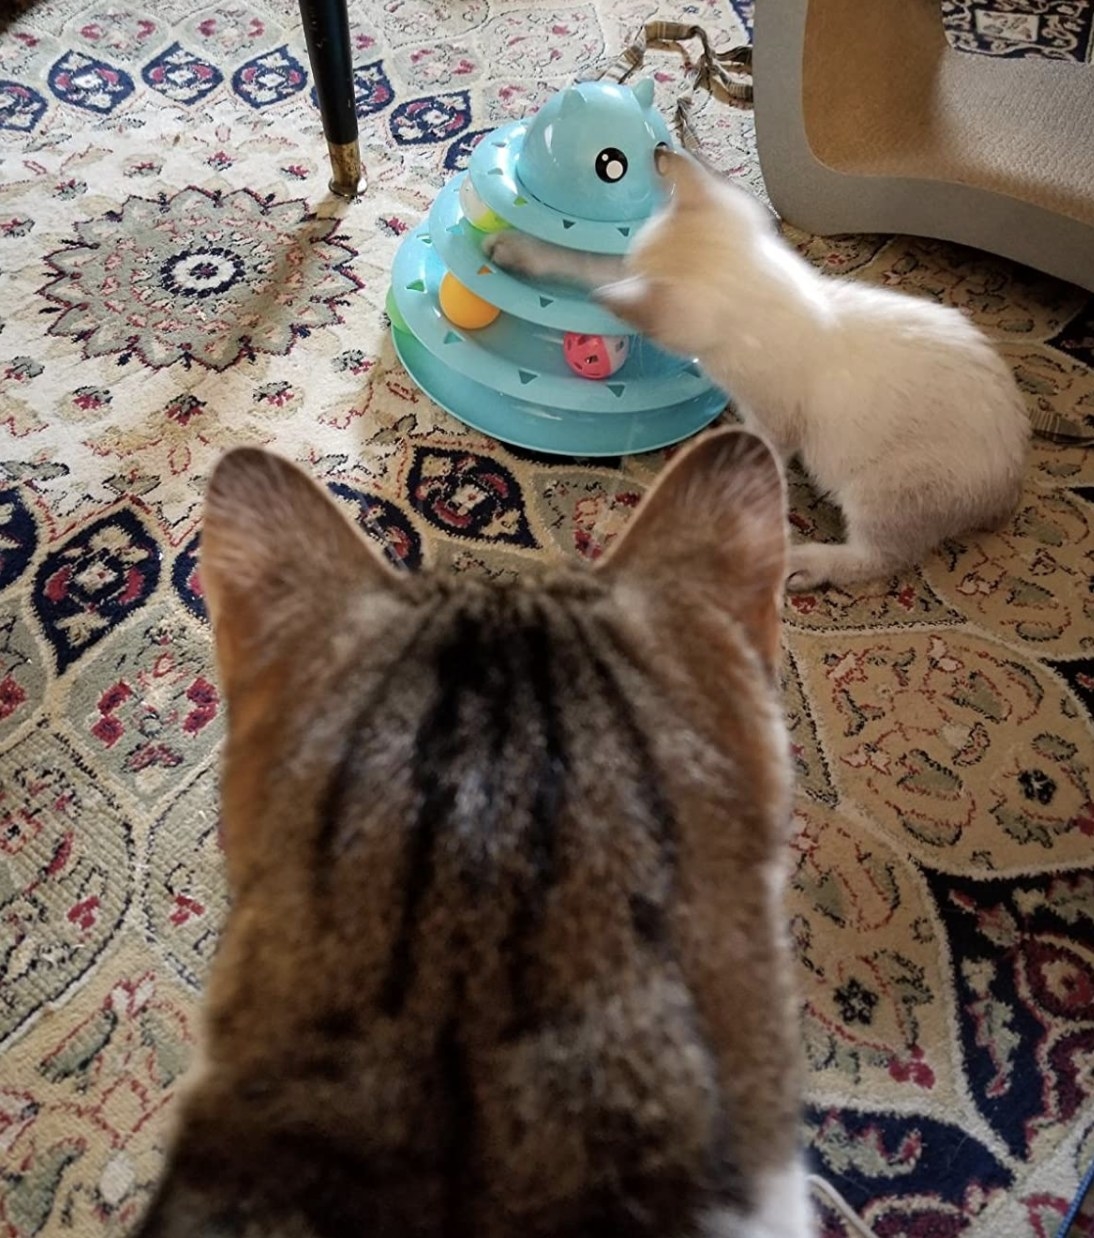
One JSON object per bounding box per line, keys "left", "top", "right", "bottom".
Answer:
{"left": 563, "top": 332, "right": 630, "bottom": 380}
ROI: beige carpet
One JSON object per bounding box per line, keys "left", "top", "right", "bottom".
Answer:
{"left": 0, "top": 2, "right": 1092, "bottom": 1236}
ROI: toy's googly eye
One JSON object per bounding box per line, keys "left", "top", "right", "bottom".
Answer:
{"left": 595, "top": 147, "right": 628, "bottom": 183}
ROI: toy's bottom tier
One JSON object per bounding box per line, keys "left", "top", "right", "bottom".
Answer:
{"left": 390, "top": 223, "right": 727, "bottom": 418}
{"left": 392, "top": 326, "right": 725, "bottom": 456}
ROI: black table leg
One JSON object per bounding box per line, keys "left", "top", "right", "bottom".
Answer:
{"left": 298, "top": 0, "right": 362, "bottom": 197}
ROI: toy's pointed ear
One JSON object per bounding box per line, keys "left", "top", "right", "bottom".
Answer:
{"left": 558, "top": 87, "right": 587, "bottom": 120}
{"left": 633, "top": 77, "right": 655, "bottom": 109}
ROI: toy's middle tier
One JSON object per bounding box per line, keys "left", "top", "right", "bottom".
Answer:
{"left": 430, "top": 175, "right": 630, "bottom": 335}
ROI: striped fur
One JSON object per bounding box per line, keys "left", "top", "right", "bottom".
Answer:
{"left": 133, "top": 429, "right": 814, "bottom": 1238}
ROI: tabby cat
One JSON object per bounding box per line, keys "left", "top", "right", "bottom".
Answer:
{"left": 133, "top": 428, "right": 814, "bottom": 1238}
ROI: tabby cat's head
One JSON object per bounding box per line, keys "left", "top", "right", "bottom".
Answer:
{"left": 134, "top": 428, "right": 793, "bottom": 1238}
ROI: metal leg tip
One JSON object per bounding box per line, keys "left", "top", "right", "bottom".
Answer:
{"left": 327, "top": 139, "right": 363, "bottom": 199}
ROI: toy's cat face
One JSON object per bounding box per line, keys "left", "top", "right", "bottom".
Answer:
{"left": 516, "top": 81, "right": 673, "bottom": 223}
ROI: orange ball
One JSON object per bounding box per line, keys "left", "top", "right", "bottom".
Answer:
{"left": 439, "top": 271, "right": 500, "bottom": 330}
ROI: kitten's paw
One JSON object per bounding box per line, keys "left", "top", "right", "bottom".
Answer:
{"left": 481, "top": 231, "right": 546, "bottom": 276}
{"left": 786, "top": 545, "right": 832, "bottom": 593}
{"left": 787, "top": 541, "right": 890, "bottom": 592}
{"left": 786, "top": 570, "right": 825, "bottom": 593}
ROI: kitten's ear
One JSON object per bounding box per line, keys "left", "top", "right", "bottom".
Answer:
{"left": 201, "top": 448, "right": 401, "bottom": 693}
{"left": 654, "top": 146, "right": 718, "bottom": 204}
{"left": 596, "top": 428, "right": 787, "bottom": 669}
{"left": 594, "top": 275, "right": 665, "bottom": 337}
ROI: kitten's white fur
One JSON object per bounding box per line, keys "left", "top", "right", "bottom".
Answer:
{"left": 483, "top": 150, "right": 1030, "bottom": 590}
{"left": 701, "top": 1160, "right": 816, "bottom": 1238}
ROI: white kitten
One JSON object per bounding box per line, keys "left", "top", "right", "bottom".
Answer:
{"left": 483, "top": 150, "right": 1031, "bottom": 590}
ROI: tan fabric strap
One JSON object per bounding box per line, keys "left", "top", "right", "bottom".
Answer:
{"left": 581, "top": 20, "right": 752, "bottom": 152}
{"left": 1028, "top": 407, "right": 1094, "bottom": 444}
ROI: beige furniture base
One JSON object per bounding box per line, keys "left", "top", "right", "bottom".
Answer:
{"left": 752, "top": 0, "right": 1094, "bottom": 291}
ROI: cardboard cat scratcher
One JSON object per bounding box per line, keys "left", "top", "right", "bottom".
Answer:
{"left": 752, "top": 0, "right": 1094, "bottom": 294}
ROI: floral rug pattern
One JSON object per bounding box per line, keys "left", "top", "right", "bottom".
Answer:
{"left": 1, "top": 2, "right": 1093, "bottom": 1237}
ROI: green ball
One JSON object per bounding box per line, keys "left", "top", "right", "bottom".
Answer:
{"left": 459, "top": 176, "right": 510, "bottom": 234}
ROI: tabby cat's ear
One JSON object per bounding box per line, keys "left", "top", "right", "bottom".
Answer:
{"left": 596, "top": 427, "right": 787, "bottom": 668}
{"left": 201, "top": 448, "right": 401, "bottom": 693}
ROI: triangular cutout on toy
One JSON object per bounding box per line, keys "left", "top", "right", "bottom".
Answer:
{"left": 477, "top": 265, "right": 492, "bottom": 275}
{"left": 617, "top": 226, "right": 630, "bottom": 237}
{"left": 607, "top": 383, "right": 626, "bottom": 397}
{"left": 518, "top": 370, "right": 538, "bottom": 384}
{"left": 406, "top": 279, "right": 426, "bottom": 292}
{"left": 684, "top": 362, "right": 702, "bottom": 378}
{"left": 562, "top": 219, "right": 576, "bottom": 229}
{"left": 538, "top": 296, "right": 554, "bottom": 307}
{"left": 443, "top": 331, "right": 461, "bottom": 345}
{"left": 421, "top": 234, "right": 432, "bottom": 244}
{"left": 513, "top": 196, "right": 528, "bottom": 206}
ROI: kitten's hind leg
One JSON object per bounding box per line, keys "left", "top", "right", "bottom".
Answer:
{"left": 786, "top": 539, "right": 891, "bottom": 592}
{"left": 482, "top": 231, "right": 623, "bottom": 287}
{"left": 787, "top": 483, "right": 945, "bottom": 591}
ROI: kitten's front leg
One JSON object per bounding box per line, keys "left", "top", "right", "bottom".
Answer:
{"left": 483, "top": 231, "right": 623, "bottom": 288}
{"left": 732, "top": 401, "right": 796, "bottom": 466}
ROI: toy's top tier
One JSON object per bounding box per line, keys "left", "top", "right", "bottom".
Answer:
{"left": 515, "top": 79, "right": 673, "bottom": 223}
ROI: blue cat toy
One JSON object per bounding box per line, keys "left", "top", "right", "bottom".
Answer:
{"left": 387, "top": 80, "right": 726, "bottom": 456}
